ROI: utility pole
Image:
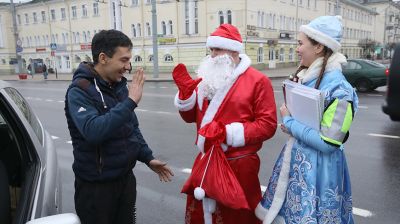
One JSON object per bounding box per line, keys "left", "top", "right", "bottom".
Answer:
{"left": 10, "top": 0, "right": 23, "bottom": 75}
{"left": 151, "top": 0, "right": 159, "bottom": 78}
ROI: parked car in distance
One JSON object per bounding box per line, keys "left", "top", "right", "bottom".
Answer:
{"left": 342, "top": 59, "right": 388, "bottom": 92}
{"left": 382, "top": 44, "right": 400, "bottom": 121}
{"left": 0, "top": 80, "right": 80, "bottom": 224}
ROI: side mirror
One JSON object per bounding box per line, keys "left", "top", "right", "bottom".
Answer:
{"left": 26, "top": 213, "right": 80, "bottom": 224}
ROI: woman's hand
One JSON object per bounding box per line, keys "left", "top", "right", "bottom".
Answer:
{"left": 280, "top": 103, "right": 290, "bottom": 117}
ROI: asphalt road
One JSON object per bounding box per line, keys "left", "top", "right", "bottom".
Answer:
{"left": 8, "top": 79, "right": 400, "bottom": 224}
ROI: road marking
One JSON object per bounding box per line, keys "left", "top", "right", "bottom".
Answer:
{"left": 181, "top": 168, "right": 373, "bottom": 218}
{"left": 367, "top": 94, "right": 383, "bottom": 97}
{"left": 181, "top": 168, "right": 192, "bottom": 174}
{"left": 57, "top": 100, "right": 64, "bottom": 103}
{"left": 45, "top": 99, "right": 54, "bottom": 102}
{"left": 160, "top": 86, "right": 168, "bottom": 89}
{"left": 136, "top": 108, "right": 176, "bottom": 115}
{"left": 358, "top": 105, "right": 368, "bottom": 109}
{"left": 34, "top": 97, "right": 42, "bottom": 100}
{"left": 273, "top": 90, "right": 282, "bottom": 93}
{"left": 66, "top": 141, "right": 72, "bottom": 144}
{"left": 51, "top": 135, "right": 59, "bottom": 140}
{"left": 368, "top": 133, "right": 400, "bottom": 139}
{"left": 353, "top": 207, "right": 374, "bottom": 218}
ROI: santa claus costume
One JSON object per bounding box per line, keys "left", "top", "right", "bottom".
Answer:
{"left": 173, "top": 24, "right": 277, "bottom": 224}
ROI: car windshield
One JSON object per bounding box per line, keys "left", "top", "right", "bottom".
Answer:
{"left": 362, "top": 60, "right": 386, "bottom": 68}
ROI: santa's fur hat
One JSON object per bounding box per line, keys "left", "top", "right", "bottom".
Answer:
{"left": 206, "top": 24, "right": 243, "bottom": 53}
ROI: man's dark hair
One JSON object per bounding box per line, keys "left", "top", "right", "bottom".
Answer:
{"left": 91, "top": 29, "right": 133, "bottom": 64}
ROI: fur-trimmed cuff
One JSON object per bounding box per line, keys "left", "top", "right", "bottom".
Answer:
{"left": 255, "top": 204, "right": 286, "bottom": 223}
{"left": 225, "top": 122, "right": 245, "bottom": 147}
{"left": 174, "top": 91, "right": 196, "bottom": 111}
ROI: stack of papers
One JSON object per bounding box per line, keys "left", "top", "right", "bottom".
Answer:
{"left": 283, "top": 80, "right": 325, "bottom": 130}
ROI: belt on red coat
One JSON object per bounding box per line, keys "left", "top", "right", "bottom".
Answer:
{"left": 225, "top": 147, "right": 259, "bottom": 160}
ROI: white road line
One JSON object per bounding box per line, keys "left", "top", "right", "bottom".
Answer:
{"left": 34, "top": 97, "right": 42, "bottom": 100}
{"left": 358, "top": 105, "right": 368, "bottom": 109}
{"left": 368, "top": 133, "right": 400, "bottom": 139}
{"left": 160, "top": 86, "right": 168, "bottom": 89}
{"left": 181, "top": 168, "right": 192, "bottom": 174}
{"left": 45, "top": 99, "right": 54, "bottom": 102}
{"left": 51, "top": 135, "right": 59, "bottom": 140}
{"left": 66, "top": 141, "right": 72, "bottom": 144}
{"left": 273, "top": 90, "right": 282, "bottom": 93}
{"left": 353, "top": 207, "right": 374, "bottom": 218}
{"left": 57, "top": 100, "right": 64, "bottom": 103}
{"left": 181, "top": 168, "right": 373, "bottom": 218}
{"left": 367, "top": 94, "right": 383, "bottom": 97}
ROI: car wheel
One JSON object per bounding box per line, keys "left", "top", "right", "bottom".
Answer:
{"left": 355, "top": 79, "right": 372, "bottom": 92}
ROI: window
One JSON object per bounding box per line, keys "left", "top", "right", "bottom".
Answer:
{"left": 76, "top": 32, "right": 80, "bottom": 43}
{"left": 184, "top": 0, "right": 198, "bottom": 35}
{"left": 17, "top": 15, "right": 21, "bottom": 25}
{"left": 72, "top": 32, "right": 76, "bottom": 43}
{"left": 131, "top": 24, "right": 136, "bottom": 37}
{"left": 62, "top": 33, "right": 66, "bottom": 44}
{"left": 5, "top": 87, "right": 43, "bottom": 143}
{"left": 227, "top": 10, "right": 232, "bottom": 24}
{"left": 164, "top": 54, "right": 173, "bottom": 62}
{"left": 269, "top": 48, "right": 274, "bottom": 60}
{"left": 93, "top": 3, "right": 99, "bottom": 16}
{"left": 131, "top": 0, "right": 138, "bottom": 6}
{"left": 72, "top": 6, "right": 77, "bottom": 18}
{"left": 134, "top": 55, "right": 142, "bottom": 62}
{"left": 162, "top": 21, "right": 166, "bottom": 35}
{"left": 61, "top": 8, "right": 66, "bottom": 20}
{"left": 219, "top": 11, "right": 224, "bottom": 25}
{"left": 87, "top": 31, "right": 91, "bottom": 41}
{"left": 24, "top": 13, "right": 29, "bottom": 24}
{"left": 83, "top": 31, "right": 87, "bottom": 43}
{"left": 41, "top": 11, "right": 46, "bottom": 22}
{"left": 33, "top": 12, "right": 37, "bottom": 23}
{"left": 168, "top": 20, "right": 173, "bottom": 35}
{"left": 344, "top": 61, "right": 361, "bottom": 70}
{"left": 137, "top": 23, "right": 141, "bottom": 37}
{"left": 51, "top": 9, "right": 56, "bottom": 21}
{"left": 257, "top": 47, "right": 264, "bottom": 63}
{"left": 146, "top": 23, "right": 151, "bottom": 36}
{"left": 289, "top": 48, "right": 294, "bottom": 61}
{"left": 82, "top": 5, "right": 88, "bottom": 17}
{"left": 148, "top": 55, "right": 153, "bottom": 62}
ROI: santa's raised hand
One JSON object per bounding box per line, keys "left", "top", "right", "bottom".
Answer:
{"left": 172, "top": 63, "right": 202, "bottom": 100}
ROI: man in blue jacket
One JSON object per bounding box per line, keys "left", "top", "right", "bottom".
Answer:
{"left": 65, "top": 29, "right": 173, "bottom": 224}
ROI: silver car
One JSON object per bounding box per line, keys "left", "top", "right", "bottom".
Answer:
{"left": 0, "top": 80, "right": 79, "bottom": 224}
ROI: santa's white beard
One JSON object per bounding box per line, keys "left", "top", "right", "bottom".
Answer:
{"left": 197, "top": 54, "right": 235, "bottom": 100}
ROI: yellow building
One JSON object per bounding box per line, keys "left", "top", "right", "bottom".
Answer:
{"left": 0, "top": 0, "right": 380, "bottom": 74}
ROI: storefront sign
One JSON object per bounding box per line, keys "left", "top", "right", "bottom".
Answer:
{"left": 36, "top": 48, "right": 46, "bottom": 52}
{"left": 80, "top": 44, "right": 92, "bottom": 50}
{"left": 158, "top": 38, "right": 176, "bottom": 45}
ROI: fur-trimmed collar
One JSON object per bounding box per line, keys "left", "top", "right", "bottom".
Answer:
{"left": 297, "top": 52, "right": 347, "bottom": 84}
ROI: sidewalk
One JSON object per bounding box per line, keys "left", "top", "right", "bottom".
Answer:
{"left": 0, "top": 66, "right": 296, "bottom": 82}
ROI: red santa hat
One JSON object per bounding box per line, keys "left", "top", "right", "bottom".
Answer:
{"left": 206, "top": 24, "right": 243, "bottom": 52}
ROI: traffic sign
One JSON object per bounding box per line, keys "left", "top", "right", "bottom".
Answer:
{"left": 50, "top": 43, "right": 57, "bottom": 50}
{"left": 16, "top": 46, "right": 23, "bottom": 53}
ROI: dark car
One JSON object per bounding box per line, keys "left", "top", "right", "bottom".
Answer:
{"left": 342, "top": 59, "right": 389, "bottom": 92}
{"left": 382, "top": 44, "right": 400, "bottom": 121}
{"left": 0, "top": 81, "right": 80, "bottom": 224}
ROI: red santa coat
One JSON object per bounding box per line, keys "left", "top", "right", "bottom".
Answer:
{"left": 175, "top": 54, "right": 277, "bottom": 224}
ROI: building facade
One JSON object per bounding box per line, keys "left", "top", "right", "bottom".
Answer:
{"left": 0, "top": 0, "right": 381, "bottom": 74}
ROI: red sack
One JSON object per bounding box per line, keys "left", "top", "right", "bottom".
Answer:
{"left": 181, "top": 121, "right": 250, "bottom": 210}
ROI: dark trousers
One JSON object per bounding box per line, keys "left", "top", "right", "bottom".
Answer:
{"left": 74, "top": 172, "right": 137, "bottom": 224}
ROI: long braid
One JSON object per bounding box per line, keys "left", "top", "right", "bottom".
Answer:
{"left": 291, "top": 65, "right": 308, "bottom": 83}
{"left": 314, "top": 47, "right": 333, "bottom": 89}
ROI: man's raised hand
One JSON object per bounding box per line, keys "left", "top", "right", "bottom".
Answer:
{"left": 129, "top": 67, "right": 145, "bottom": 104}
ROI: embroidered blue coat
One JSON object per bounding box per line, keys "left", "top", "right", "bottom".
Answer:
{"left": 256, "top": 69, "right": 358, "bottom": 224}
